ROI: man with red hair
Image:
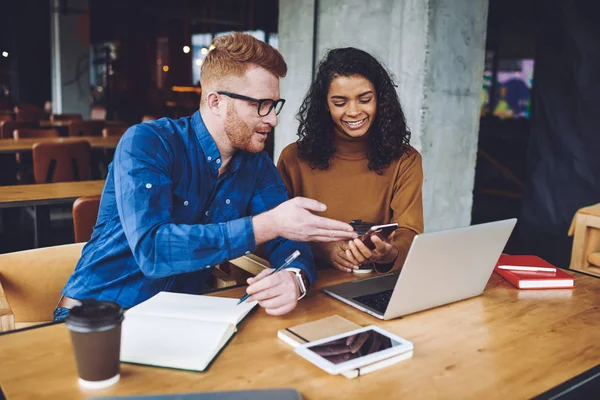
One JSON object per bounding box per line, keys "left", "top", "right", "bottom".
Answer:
{"left": 56, "top": 33, "right": 356, "bottom": 318}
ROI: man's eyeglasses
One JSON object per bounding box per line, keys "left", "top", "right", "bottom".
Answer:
{"left": 217, "top": 91, "right": 286, "bottom": 117}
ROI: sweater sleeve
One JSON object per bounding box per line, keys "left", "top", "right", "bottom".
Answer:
{"left": 379, "top": 149, "right": 425, "bottom": 272}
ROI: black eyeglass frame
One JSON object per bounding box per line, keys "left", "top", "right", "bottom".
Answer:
{"left": 217, "top": 91, "right": 286, "bottom": 116}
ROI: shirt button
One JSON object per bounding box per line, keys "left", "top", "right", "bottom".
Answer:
{"left": 216, "top": 159, "right": 221, "bottom": 164}
{"left": 207, "top": 156, "right": 212, "bottom": 161}
{"left": 244, "top": 251, "right": 251, "bottom": 255}
{"left": 145, "top": 183, "right": 152, "bottom": 189}
{"left": 205, "top": 211, "right": 209, "bottom": 216}
{"left": 225, "top": 199, "right": 231, "bottom": 205}
{"left": 184, "top": 201, "right": 189, "bottom": 206}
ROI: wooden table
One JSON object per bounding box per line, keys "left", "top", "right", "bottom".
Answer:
{"left": 1, "top": 270, "right": 599, "bottom": 399}
{"left": 0, "top": 180, "right": 105, "bottom": 208}
{"left": 0, "top": 136, "right": 121, "bottom": 153}
{"left": 0, "top": 180, "right": 105, "bottom": 247}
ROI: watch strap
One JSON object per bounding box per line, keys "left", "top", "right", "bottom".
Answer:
{"left": 286, "top": 267, "right": 307, "bottom": 300}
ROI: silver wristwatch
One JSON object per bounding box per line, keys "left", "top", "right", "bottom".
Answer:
{"left": 286, "top": 267, "right": 307, "bottom": 300}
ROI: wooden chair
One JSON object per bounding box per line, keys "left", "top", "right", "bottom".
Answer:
{"left": 73, "top": 195, "right": 101, "bottom": 243}
{"left": 50, "top": 113, "right": 83, "bottom": 122}
{"left": 142, "top": 115, "right": 157, "bottom": 122}
{"left": 32, "top": 140, "right": 91, "bottom": 183}
{"left": 0, "top": 243, "right": 85, "bottom": 331}
{"left": 13, "top": 129, "right": 61, "bottom": 183}
{"left": 15, "top": 104, "right": 45, "bottom": 122}
{"left": 0, "top": 114, "right": 12, "bottom": 122}
{"left": 569, "top": 204, "right": 600, "bottom": 277}
{"left": 90, "top": 106, "right": 107, "bottom": 120}
{"left": 102, "top": 126, "right": 127, "bottom": 138}
{"left": 67, "top": 120, "right": 105, "bottom": 137}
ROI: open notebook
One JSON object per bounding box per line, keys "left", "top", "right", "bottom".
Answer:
{"left": 120, "top": 292, "right": 257, "bottom": 372}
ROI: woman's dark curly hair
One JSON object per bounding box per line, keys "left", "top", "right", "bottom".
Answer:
{"left": 296, "top": 47, "right": 411, "bottom": 173}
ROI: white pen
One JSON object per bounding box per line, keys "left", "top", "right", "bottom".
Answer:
{"left": 498, "top": 265, "right": 556, "bottom": 273}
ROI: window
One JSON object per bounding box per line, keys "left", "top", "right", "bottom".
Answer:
{"left": 482, "top": 52, "right": 534, "bottom": 119}
{"left": 191, "top": 30, "right": 277, "bottom": 86}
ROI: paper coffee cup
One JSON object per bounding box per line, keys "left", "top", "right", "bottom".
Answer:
{"left": 65, "top": 299, "right": 124, "bottom": 389}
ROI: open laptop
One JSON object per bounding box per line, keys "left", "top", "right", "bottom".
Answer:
{"left": 323, "top": 219, "right": 517, "bottom": 320}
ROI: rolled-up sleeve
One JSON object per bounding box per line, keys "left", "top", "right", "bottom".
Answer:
{"left": 114, "top": 125, "right": 256, "bottom": 278}
{"left": 249, "top": 156, "right": 317, "bottom": 286}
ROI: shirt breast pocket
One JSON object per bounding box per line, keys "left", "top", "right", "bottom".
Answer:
{"left": 211, "top": 196, "right": 242, "bottom": 222}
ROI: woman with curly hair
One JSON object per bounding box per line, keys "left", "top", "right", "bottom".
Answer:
{"left": 277, "top": 47, "right": 424, "bottom": 273}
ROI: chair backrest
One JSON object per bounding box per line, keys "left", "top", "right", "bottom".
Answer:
{"left": 90, "top": 106, "right": 107, "bottom": 120}
{"left": 51, "top": 113, "right": 83, "bottom": 122}
{"left": 0, "top": 120, "right": 39, "bottom": 139}
{"left": 142, "top": 115, "right": 157, "bottom": 122}
{"left": 13, "top": 128, "right": 60, "bottom": 139}
{"left": 32, "top": 140, "right": 91, "bottom": 183}
{"left": 102, "top": 126, "right": 127, "bottom": 138}
{"left": 15, "top": 104, "right": 45, "bottom": 122}
{"left": 67, "top": 120, "right": 105, "bottom": 137}
{"left": 73, "top": 195, "right": 101, "bottom": 243}
{"left": 0, "top": 243, "right": 85, "bottom": 329}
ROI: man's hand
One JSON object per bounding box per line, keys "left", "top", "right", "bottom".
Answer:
{"left": 313, "top": 241, "right": 358, "bottom": 273}
{"left": 345, "top": 234, "right": 399, "bottom": 266}
{"left": 245, "top": 268, "right": 300, "bottom": 316}
{"left": 253, "top": 197, "right": 357, "bottom": 244}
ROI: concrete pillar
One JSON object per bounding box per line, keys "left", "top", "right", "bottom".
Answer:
{"left": 278, "top": 0, "right": 488, "bottom": 231}
{"left": 275, "top": 0, "right": 316, "bottom": 162}
{"left": 50, "top": 0, "right": 91, "bottom": 117}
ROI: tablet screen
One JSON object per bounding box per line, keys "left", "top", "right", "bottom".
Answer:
{"left": 305, "top": 329, "right": 402, "bottom": 364}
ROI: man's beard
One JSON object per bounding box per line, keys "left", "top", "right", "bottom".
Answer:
{"left": 224, "top": 104, "right": 266, "bottom": 153}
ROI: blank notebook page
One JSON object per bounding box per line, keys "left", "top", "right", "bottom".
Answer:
{"left": 125, "top": 292, "right": 257, "bottom": 324}
{"left": 121, "top": 316, "right": 235, "bottom": 371}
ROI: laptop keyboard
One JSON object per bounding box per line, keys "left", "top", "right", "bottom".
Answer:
{"left": 353, "top": 289, "right": 394, "bottom": 314}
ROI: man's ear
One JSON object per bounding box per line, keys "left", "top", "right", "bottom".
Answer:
{"left": 205, "top": 92, "right": 222, "bottom": 116}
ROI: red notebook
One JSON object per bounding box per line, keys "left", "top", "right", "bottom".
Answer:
{"left": 494, "top": 254, "right": 575, "bottom": 289}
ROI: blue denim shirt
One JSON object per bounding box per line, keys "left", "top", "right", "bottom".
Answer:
{"left": 62, "top": 111, "right": 316, "bottom": 309}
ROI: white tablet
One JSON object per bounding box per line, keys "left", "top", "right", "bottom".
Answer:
{"left": 294, "top": 325, "right": 413, "bottom": 375}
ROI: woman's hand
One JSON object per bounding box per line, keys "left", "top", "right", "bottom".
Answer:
{"left": 345, "top": 233, "right": 399, "bottom": 266}
{"left": 313, "top": 241, "right": 359, "bottom": 273}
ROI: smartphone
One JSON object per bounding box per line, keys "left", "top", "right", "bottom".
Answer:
{"left": 361, "top": 223, "right": 399, "bottom": 249}
{"left": 294, "top": 325, "right": 413, "bottom": 375}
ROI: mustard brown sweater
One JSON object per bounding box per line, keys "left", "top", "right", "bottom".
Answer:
{"left": 277, "top": 131, "right": 424, "bottom": 271}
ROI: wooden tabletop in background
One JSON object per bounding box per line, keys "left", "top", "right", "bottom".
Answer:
{"left": 39, "top": 120, "right": 127, "bottom": 128}
{"left": 0, "top": 269, "right": 599, "bottom": 399}
{"left": 0, "top": 136, "right": 121, "bottom": 153}
{"left": 0, "top": 180, "right": 105, "bottom": 208}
